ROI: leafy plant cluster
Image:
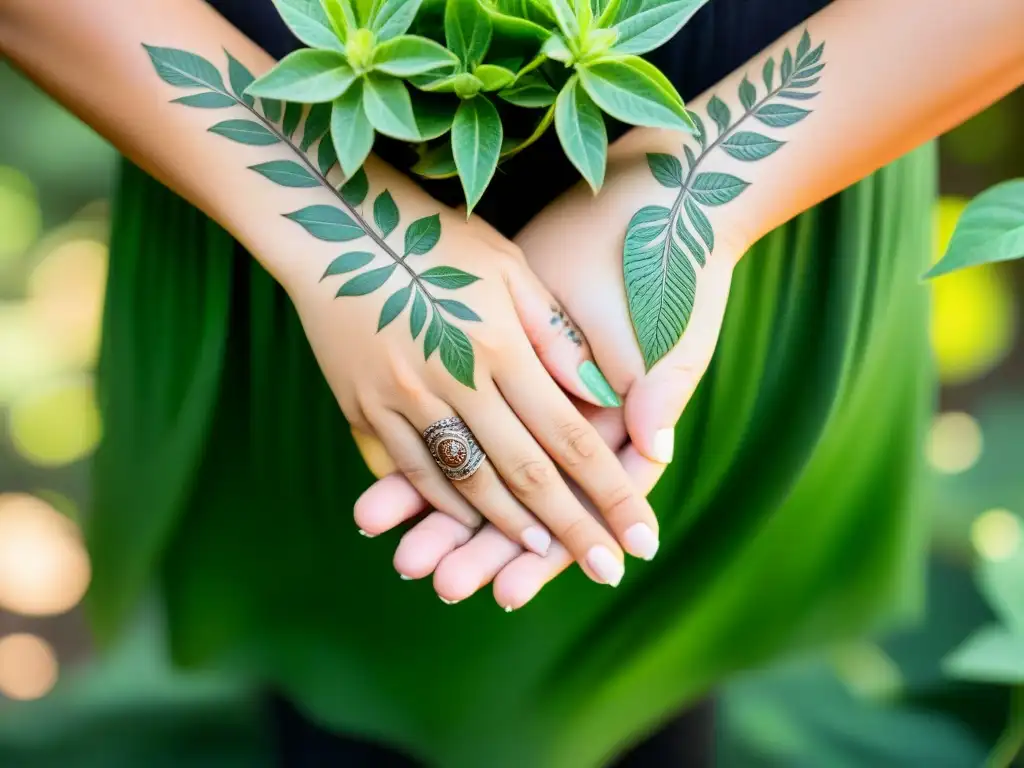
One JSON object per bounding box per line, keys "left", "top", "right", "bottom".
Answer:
{"left": 246, "top": 0, "right": 709, "bottom": 212}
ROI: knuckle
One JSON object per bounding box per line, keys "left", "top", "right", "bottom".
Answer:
{"left": 395, "top": 457, "right": 434, "bottom": 485}
{"left": 600, "top": 484, "right": 640, "bottom": 522}
{"left": 557, "top": 516, "right": 594, "bottom": 548}
{"left": 455, "top": 465, "right": 491, "bottom": 498}
{"left": 554, "top": 421, "right": 601, "bottom": 468}
{"left": 506, "top": 458, "right": 556, "bottom": 498}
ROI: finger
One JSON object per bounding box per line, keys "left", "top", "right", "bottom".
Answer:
{"left": 505, "top": 260, "right": 622, "bottom": 409}
{"left": 624, "top": 258, "right": 733, "bottom": 464}
{"left": 454, "top": 382, "right": 626, "bottom": 586}
{"left": 350, "top": 426, "right": 397, "bottom": 479}
{"left": 494, "top": 352, "right": 660, "bottom": 562}
{"left": 433, "top": 524, "right": 522, "bottom": 604}
{"left": 393, "top": 511, "right": 475, "bottom": 582}
{"left": 354, "top": 472, "right": 430, "bottom": 537}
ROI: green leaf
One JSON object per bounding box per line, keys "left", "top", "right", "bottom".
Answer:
{"left": 483, "top": 4, "right": 551, "bottom": 47}
{"left": 371, "top": 0, "right": 423, "bottom": 41}
{"left": 286, "top": 205, "right": 364, "bottom": 240}
{"left": 209, "top": 119, "right": 281, "bottom": 145}
{"left": 609, "top": 0, "right": 711, "bottom": 56}
{"left": 688, "top": 110, "right": 706, "bottom": 147}
{"left": 799, "top": 43, "right": 825, "bottom": 69}
{"left": 577, "top": 55, "right": 694, "bottom": 133}
{"left": 249, "top": 160, "right": 319, "bottom": 187}
{"left": 423, "top": 312, "right": 443, "bottom": 358}
{"left": 738, "top": 76, "right": 756, "bottom": 111}
{"left": 452, "top": 96, "right": 503, "bottom": 213}
{"left": 331, "top": 82, "right": 375, "bottom": 176}
{"left": 789, "top": 77, "right": 820, "bottom": 88}
{"left": 283, "top": 102, "right": 304, "bottom": 136}
{"left": 675, "top": 211, "right": 704, "bottom": 267}
{"left": 363, "top": 73, "right": 421, "bottom": 141}
{"left": 404, "top": 214, "right": 442, "bottom": 255}
{"left": 262, "top": 98, "right": 283, "bottom": 122}
{"left": 498, "top": 72, "right": 557, "bottom": 107}
{"left": 762, "top": 57, "right": 775, "bottom": 91}
{"left": 410, "top": 291, "right": 428, "bottom": 338}
{"left": 408, "top": 72, "right": 459, "bottom": 92}
{"left": 302, "top": 102, "right": 333, "bottom": 150}
{"left": 373, "top": 190, "right": 400, "bottom": 237}
{"left": 454, "top": 72, "right": 485, "bottom": 99}
{"left": 778, "top": 90, "right": 819, "bottom": 101}
{"left": 796, "top": 29, "right": 811, "bottom": 61}
{"left": 411, "top": 142, "right": 459, "bottom": 178}
{"left": 338, "top": 264, "right": 398, "bottom": 296}
{"left": 371, "top": 35, "right": 459, "bottom": 77}
{"left": 412, "top": 94, "right": 457, "bottom": 140}
{"left": 247, "top": 50, "right": 356, "bottom": 102}
{"left": 646, "top": 153, "right": 682, "bottom": 188}
{"left": 271, "top": 0, "right": 345, "bottom": 50}
{"left": 926, "top": 180, "right": 1024, "bottom": 278}
{"left": 555, "top": 77, "right": 607, "bottom": 192}
{"left": 170, "top": 92, "right": 236, "bottom": 108}
{"left": 623, "top": 205, "right": 697, "bottom": 370}
{"left": 318, "top": 138, "right": 338, "bottom": 175}
{"left": 684, "top": 196, "right": 713, "bottom": 253}
{"left": 755, "top": 102, "right": 810, "bottom": 127}
{"left": 143, "top": 45, "right": 226, "bottom": 92}
{"left": 419, "top": 265, "right": 480, "bottom": 288}
{"left": 378, "top": 284, "right": 413, "bottom": 330}
{"left": 440, "top": 322, "right": 476, "bottom": 388}
{"left": 798, "top": 62, "right": 826, "bottom": 79}
{"left": 226, "top": 51, "right": 256, "bottom": 107}
{"left": 321, "top": 0, "right": 357, "bottom": 40}
{"left": 690, "top": 172, "right": 749, "bottom": 205}
{"left": 780, "top": 48, "right": 794, "bottom": 81}
{"left": 436, "top": 298, "right": 482, "bottom": 321}
{"left": 980, "top": 546, "right": 1024, "bottom": 633}
{"left": 683, "top": 144, "right": 696, "bottom": 171}
{"left": 541, "top": 34, "right": 573, "bottom": 63}
{"left": 944, "top": 625, "right": 1024, "bottom": 684}
{"left": 445, "top": 0, "right": 493, "bottom": 68}
{"left": 321, "top": 251, "right": 375, "bottom": 279}
{"left": 720, "top": 131, "right": 784, "bottom": 161}
{"left": 706, "top": 95, "right": 730, "bottom": 135}
{"left": 340, "top": 167, "right": 369, "bottom": 205}
{"left": 546, "top": 0, "right": 580, "bottom": 40}
{"left": 474, "top": 64, "right": 516, "bottom": 91}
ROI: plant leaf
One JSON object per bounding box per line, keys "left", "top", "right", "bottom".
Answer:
{"left": 331, "top": 82, "right": 375, "bottom": 176}
{"left": 690, "top": 172, "right": 749, "bottom": 206}
{"left": 143, "top": 45, "right": 227, "bottom": 92}
{"left": 944, "top": 625, "right": 1024, "bottom": 684}
{"left": 338, "top": 264, "right": 398, "bottom": 296}
{"left": 363, "top": 73, "right": 421, "bottom": 141}
{"left": 675, "top": 211, "right": 704, "bottom": 267}
{"left": 412, "top": 94, "right": 457, "bottom": 140}
{"left": 762, "top": 57, "right": 775, "bottom": 91}
{"left": 474, "top": 64, "right": 517, "bottom": 92}
{"left": 247, "top": 50, "right": 356, "bottom": 102}
{"left": 410, "top": 291, "right": 428, "bottom": 338}
{"left": 321, "top": 0, "right": 356, "bottom": 40}
{"left": 646, "top": 153, "right": 682, "bottom": 188}
{"left": 378, "top": 284, "right": 413, "bottom": 330}
{"left": 738, "top": 76, "right": 756, "bottom": 111}
{"left": 423, "top": 312, "right": 443, "bottom": 359}
{"left": 452, "top": 96, "right": 503, "bottom": 214}
{"left": 209, "top": 119, "right": 281, "bottom": 145}
{"left": 926, "top": 179, "right": 1024, "bottom": 278}
{"left": 404, "top": 214, "right": 442, "bottom": 255}
{"left": 796, "top": 29, "right": 811, "bottom": 61}
{"left": 720, "top": 131, "right": 784, "bottom": 161}
{"left": 498, "top": 72, "right": 557, "bottom": 107}
{"left": 755, "top": 102, "right": 810, "bottom": 127}
{"left": 261, "top": 98, "right": 283, "bottom": 122}
{"left": 226, "top": 52, "right": 256, "bottom": 107}
{"left": 778, "top": 90, "right": 819, "bottom": 101}
{"left": 249, "top": 160, "right": 319, "bottom": 187}
{"left": 436, "top": 298, "right": 482, "bottom": 321}
{"left": 445, "top": 0, "right": 493, "bottom": 68}
{"left": 373, "top": 190, "right": 400, "bottom": 237}
{"left": 577, "top": 55, "right": 693, "bottom": 133}
{"left": 980, "top": 546, "right": 1024, "bottom": 633}
{"left": 340, "top": 167, "right": 369, "bottom": 205}
{"left": 271, "top": 0, "right": 345, "bottom": 50}
{"left": 372, "top": 35, "right": 459, "bottom": 77}
{"left": 546, "top": 0, "right": 580, "bottom": 40}
{"left": 419, "top": 265, "right": 480, "bottom": 288}
{"left": 541, "top": 34, "right": 573, "bottom": 63}
{"left": 170, "top": 92, "right": 237, "bottom": 108}
{"left": 371, "top": 0, "right": 424, "bottom": 41}
{"left": 781, "top": 48, "right": 794, "bottom": 81}
{"left": 321, "top": 251, "right": 375, "bottom": 279}
{"left": 283, "top": 102, "right": 304, "bottom": 136}
{"left": 440, "top": 322, "right": 476, "bottom": 388}
{"left": 609, "top": 0, "right": 711, "bottom": 56}
{"left": 286, "top": 205, "right": 365, "bottom": 241}
{"left": 684, "top": 196, "right": 713, "bottom": 253}
{"left": 623, "top": 205, "right": 696, "bottom": 370}
{"left": 554, "top": 77, "right": 607, "bottom": 193}
{"left": 302, "top": 102, "right": 333, "bottom": 150}
{"left": 706, "top": 95, "right": 730, "bottom": 135}
{"left": 789, "top": 77, "right": 820, "bottom": 88}
{"left": 799, "top": 43, "right": 825, "bottom": 69}
{"left": 411, "top": 142, "right": 459, "bottom": 179}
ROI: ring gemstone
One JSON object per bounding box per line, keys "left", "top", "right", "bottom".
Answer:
{"left": 437, "top": 437, "right": 468, "bottom": 469}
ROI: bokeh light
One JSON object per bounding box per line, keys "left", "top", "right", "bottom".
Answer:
{"left": 0, "top": 493, "right": 91, "bottom": 616}
{"left": 0, "top": 302, "right": 62, "bottom": 404}
{"left": 0, "top": 634, "right": 59, "bottom": 701}
{"left": 351, "top": 427, "right": 397, "bottom": 479}
{"left": 970, "top": 508, "right": 1021, "bottom": 563}
{"left": 0, "top": 167, "right": 41, "bottom": 268}
{"left": 8, "top": 376, "right": 101, "bottom": 467}
{"left": 926, "top": 411, "right": 983, "bottom": 474}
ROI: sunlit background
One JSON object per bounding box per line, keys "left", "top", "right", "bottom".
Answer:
{"left": 0, "top": 55, "right": 1021, "bottom": 766}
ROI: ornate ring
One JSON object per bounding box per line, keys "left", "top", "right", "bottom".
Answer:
{"left": 423, "top": 416, "right": 486, "bottom": 481}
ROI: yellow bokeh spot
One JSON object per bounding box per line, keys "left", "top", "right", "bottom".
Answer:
{"left": 0, "top": 167, "right": 42, "bottom": 266}
{"left": 0, "top": 302, "right": 62, "bottom": 404}
{"left": 971, "top": 508, "right": 1021, "bottom": 562}
{"left": 929, "top": 197, "right": 1016, "bottom": 385}
{"left": 351, "top": 427, "right": 397, "bottom": 479}
{"left": 0, "top": 634, "right": 59, "bottom": 701}
{"left": 926, "top": 411, "right": 982, "bottom": 474}
{"left": 8, "top": 376, "right": 102, "bottom": 467}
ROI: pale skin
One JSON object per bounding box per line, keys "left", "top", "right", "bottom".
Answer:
{"left": 354, "top": 0, "right": 1024, "bottom": 607}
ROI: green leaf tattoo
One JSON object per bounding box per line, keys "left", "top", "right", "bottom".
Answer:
{"left": 145, "top": 44, "right": 483, "bottom": 388}
{"left": 624, "top": 29, "right": 825, "bottom": 369}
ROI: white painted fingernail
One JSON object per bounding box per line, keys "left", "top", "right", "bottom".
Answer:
{"left": 652, "top": 429, "right": 675, "bottom": 464}
{"left": 440, "top": 596, "right": 459, "bottom": 605}
{"left": 358, "top": 528, "right": 376, "bottom": 538}
{"left": 586, "top": 546, "right": 624, "bottom": 587}
{"left": 522, "top": 526, "right": 551, "bottom": 556}
{"left": 399, "top": 573, "right": 412, "bottom": 581}
{"left": 624, "top": 523, "right": 659, "bottom": 561}
{"left": 503, "top": 605, "right": 514, "bottom": 613}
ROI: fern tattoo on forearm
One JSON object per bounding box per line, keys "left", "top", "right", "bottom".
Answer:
{"left": 144, "top": 46, "right": 481, "bottom": 388}
{"left": 624, "top": 30, "right": 825, "bottom": 369}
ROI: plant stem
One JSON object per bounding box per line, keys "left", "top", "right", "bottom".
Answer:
{"left": 988, "top": 686, "right": 1024, "bottom": 768}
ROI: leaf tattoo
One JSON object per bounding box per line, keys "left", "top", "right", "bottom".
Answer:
{"left": 143, "top": 45, "right": 481, "bottom": 388}
{"left": 624, "top": 29, "right": 825, "bottom": 370}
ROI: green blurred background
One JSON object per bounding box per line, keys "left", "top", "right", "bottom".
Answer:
{"left": 0, "top": 59, "right": 1021, "bottom": 766}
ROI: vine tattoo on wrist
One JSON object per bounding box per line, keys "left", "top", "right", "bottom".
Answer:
{"left": 144, "top": 45, "right": 481, "bottom": 388}
{"left": 624, "top": 29, "right": 825, "bottom": 369}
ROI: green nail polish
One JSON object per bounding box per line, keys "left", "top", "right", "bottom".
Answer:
{"left": 578, "top": 361, "right": 621, "bottom": 407}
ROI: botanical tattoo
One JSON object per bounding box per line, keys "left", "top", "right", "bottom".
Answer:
{"left": 624, "top": 29, "right": 825, "bottom": 369}
{"left": 144, "top": 45, "right": 482, "bottom": 388}
{"left": 550, "top": 304, "right": 583, "bottom": 347}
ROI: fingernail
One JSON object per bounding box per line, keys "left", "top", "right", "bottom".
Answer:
{"left": 586, "top": 545, "right": 624, "bottom": 587}
{"left": 503, "top": 605, "right": 514, "bottom": 613}
{"left": 440, "top": 596, "right": 459, "bottom": 605}
{"left": 652, "top": 429, "right": 675, "bottom": 463}
{"left": 624, "top": 523, "right": 659, "bottom": 561}
{"left": 399, "top": 573, "right": 412, "bottom": 581}
{"left": 358, "top": 528, "right": 376, "bottom": 538}
{"left": 522, "top": 526, "right": 552, "bottom": 556}
{"left": 578, "top": 361, "right": 621, "bottom": 408}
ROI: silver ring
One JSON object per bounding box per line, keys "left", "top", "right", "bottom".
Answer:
{"left": 423, "top": 416, "right": 486, "bottom": 481}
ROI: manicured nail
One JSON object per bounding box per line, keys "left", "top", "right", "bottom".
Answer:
{"left": 399, "top": 573, "right": 412, "bottom": 581}
{"left": 503, "top": 605, "right": 514, "bottom": 613}
{"left": 623, "top": 523, "right": 659, "bottom": 561}
{"left": 586, "top": 545, "right": 624, "bottom": 587}
{"left": 652, "top": 429, "right": 675, "bottom": 464}
{"left": 440, "top": 596, "right": 459, "bottom": 605}
{"left": 522, "top": 526, "right": 552, "bottom": 556}
{"left": 578, "top": 361, "right": 621, "bottom": 408}
{"left": 358, "top": 528, "right": 376, "bottom": 538}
